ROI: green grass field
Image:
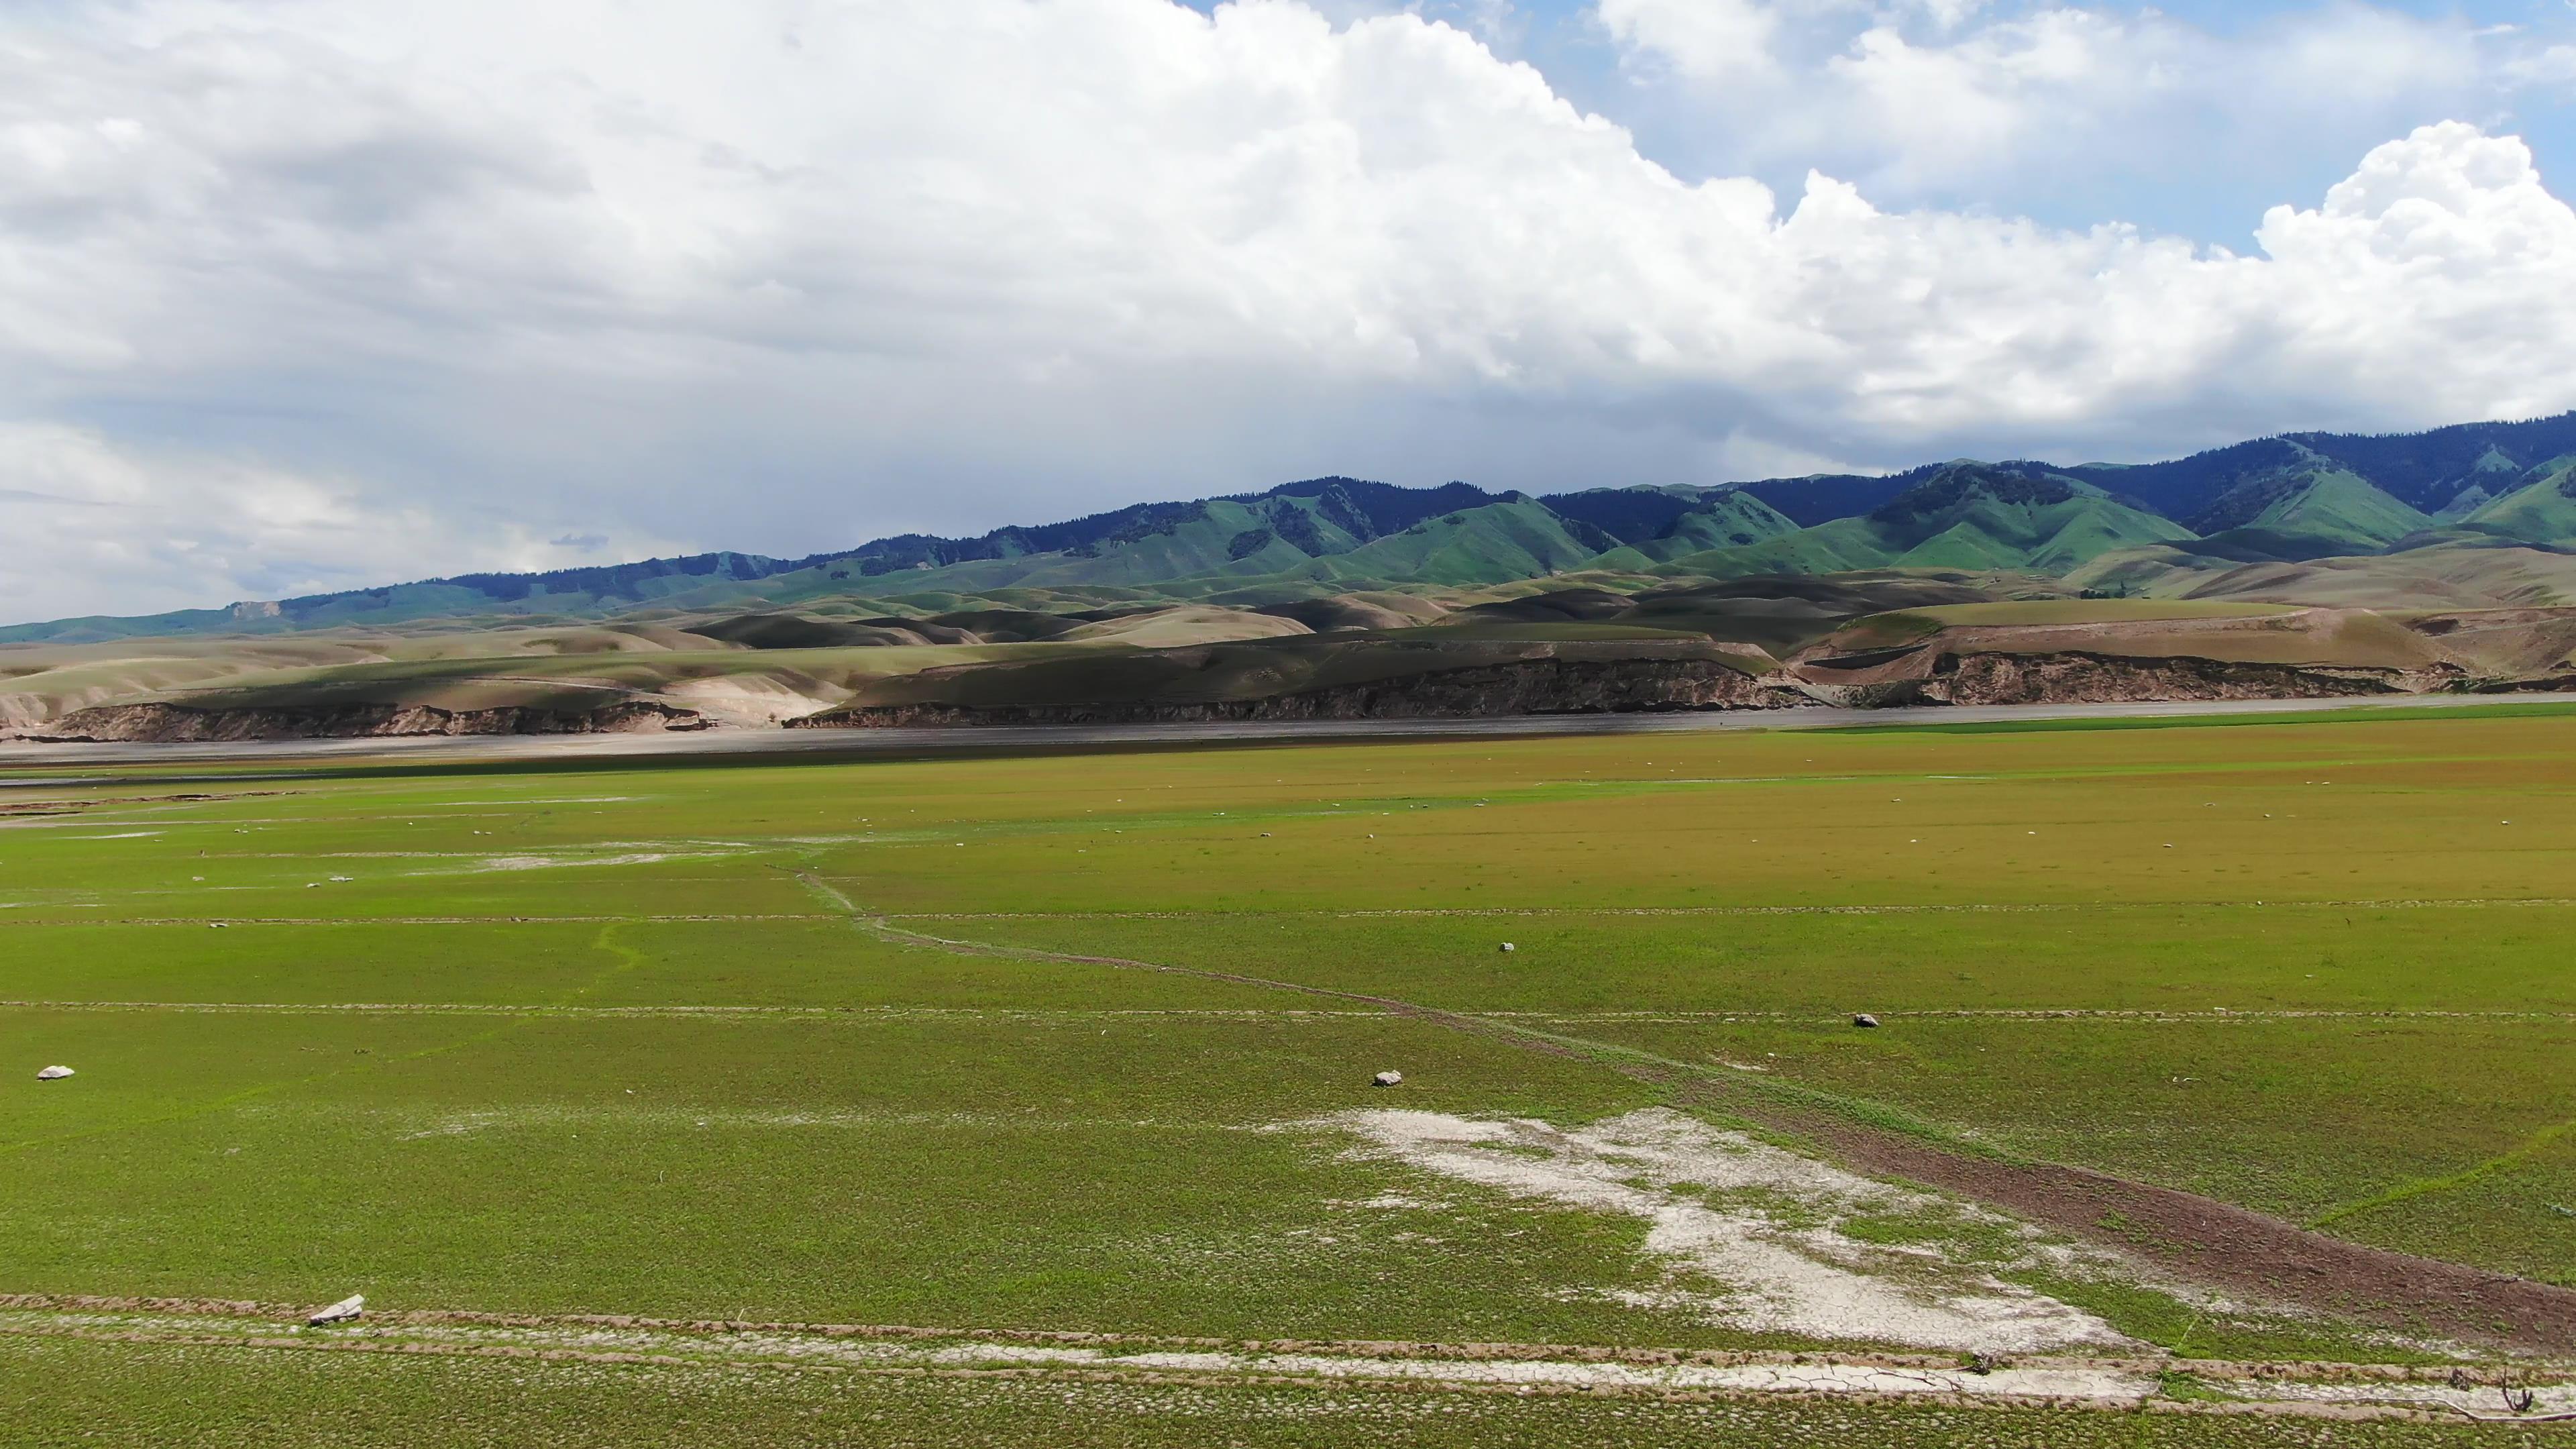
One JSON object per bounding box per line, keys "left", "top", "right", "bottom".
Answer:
{"left": 7, "top": 704, "right": 2576, "bottom": 1441}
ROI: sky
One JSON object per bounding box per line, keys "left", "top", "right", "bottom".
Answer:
{"left": 3, "top": 1, "right": 2575, "bottom": 620}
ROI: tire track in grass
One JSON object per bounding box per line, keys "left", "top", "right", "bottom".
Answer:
{"left": 784, "top": 872, "right": 1593, "bottom": 1065}
{"left": 0, "top": 1001, "right": 1387, "bottom": 1019}
{"left": 892, "top": 899, "right": 2576, "bottom": 920}
{"left": 2310, "top": 1119, "right": 2576, "bottom": 1231}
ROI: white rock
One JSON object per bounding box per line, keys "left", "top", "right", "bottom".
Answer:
{"left": 308, "top": 1294, "right": 365, "bottom": 1326}
{"left": 36, "top": 1065, "right": 73, "bottom": 1081}
{"left": 1372, "top": 1071, "right": 1403, "bottom": 1087}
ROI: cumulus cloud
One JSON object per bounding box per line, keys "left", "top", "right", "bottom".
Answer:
{"left": 0, "top": 424, "right": 689, "bottom": 621}
{"left": 1597, "top": 0, "right": 1782, "bottom": 83}
{"left": 1, "top": 0, "right": 2574, "bottom": 620}
{"left": 1599, "top": 1, "right": 2529, "bottom": 205}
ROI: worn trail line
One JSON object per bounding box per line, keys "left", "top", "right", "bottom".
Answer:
{"left": 9, "top": 1000, "right": 2567, "bottom": 1025}
{"left": 893, "top": 898, "right": 2576, "bottom": 920}
{"left": 0, "top": 1000, "right": 1386, "bottom": 1020}
{"left": 1490, "top": 1009, "right": 2576, "bottom": 1024}
{"left": 794, "top": 872, "right": 2576, "bottom": 1354}
{"left": 790, "top": 873, "right": 1589, "bottom": 1064}
{"left": 4, "top": 1297, "right": 2572, "bottom": 1422}
{"left": 0, "top": 914, "right": 833, "bottom": 927}
{"left": 2314, "top": 1118, "right": 2576, "bottom": 1230}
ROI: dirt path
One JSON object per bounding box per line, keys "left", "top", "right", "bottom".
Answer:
{"left": 1791, "top": 1121, "right": 2576, "bottom": 1356}
{"left": 789, "top": 873, "right": 2576, "bottom": 1355}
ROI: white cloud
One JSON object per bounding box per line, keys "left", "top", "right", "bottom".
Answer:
{"left": 0, "top": 424, "right": 692, "bottom": 620}
{"left": 0, "top": 0, "right": 2573, "bottom": 621}
{"left": 2508, "top": 44, "right": 2576, "bottom": 89}
{"left": 1600, "top": 1, "right": 2521, "bottom": 202}
{"left": 1598, "top": 0, "right": 1782, "bottom": 82}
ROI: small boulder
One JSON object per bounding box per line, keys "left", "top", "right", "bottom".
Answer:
{"left": 1372, "top": 1071, "right": 1403, "bottom": 1088}
{"left": 307, "top": 1294, "right": 364, "bottom": 1326}
{"left": 1852, "top": 1014, "right": 1880, "bottom": 1029}
{"left": 36, "top": 1065, "right": 73, "bottom": 1081}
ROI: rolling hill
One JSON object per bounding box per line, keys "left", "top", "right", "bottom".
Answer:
{"left": 15, "top": 413, "right": 2576, "bottom": 737}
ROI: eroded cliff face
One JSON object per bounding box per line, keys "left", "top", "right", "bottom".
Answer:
{"left": 1915, "top": 652, "right": 2448, "bottom": 706}
{"left": 29, "top": 700, "right": 708, "bottom": 742}
{"left": 797, "top": 657, "right": 1815, "bottom": 729}
{"left": 7, "top": 650, "right": 2504, "bottom": 742}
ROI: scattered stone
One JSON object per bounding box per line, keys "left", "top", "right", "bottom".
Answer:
{"left": 1852, "top": 1014, "right": 1880, "bottom": 1029}
{"left": 1372, "top": 1071, "right": 1403, "bottom": 1087}
{"left": 1498, "top": 943, "right": 1515, "bottom": 954}
{"left": 36, "top": 1065, "right": 73, "bottom": 1081}
{"left": 308, "top": 1294, "right": 364, "bottom": 1326}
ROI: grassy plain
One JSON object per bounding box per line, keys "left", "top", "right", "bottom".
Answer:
{"left": 5, "top": 701, "right": 2576, "bottom": 1440}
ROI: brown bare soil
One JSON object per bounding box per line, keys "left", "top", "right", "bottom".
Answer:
{"left": 1790, "top": 1116, "right": 2576, "bottom": 1352}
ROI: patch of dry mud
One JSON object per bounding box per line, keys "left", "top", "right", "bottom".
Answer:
{"left": 1328, "top": 1108, "right": 2128, "bottom": 1354}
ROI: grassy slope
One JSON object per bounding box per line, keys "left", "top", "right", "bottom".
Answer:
{"left": 1301, "top": 500, "right": 1605, "bottom": 586}
{"left": 1586, "top": 492, "right": 1807, "bottom": 570}
{"left": 2203, "top": 469, "right": 2434, "bottom": 553}
{"left": 1660, "top": 480, "right": 2193, "bottom": 580}
{"left": 2459, "top": 459, "right": 2576, "bottom": 547}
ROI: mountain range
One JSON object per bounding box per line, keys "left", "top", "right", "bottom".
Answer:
{"left": 13, "top": 412, "right": 2576, "bottom": 645}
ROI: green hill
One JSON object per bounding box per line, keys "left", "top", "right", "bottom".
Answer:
{"left": 1655, "top": 465, "right": 2192, "bottom": 579}
{"left": 2185, "top": 459, "right": 2431, "bottom": 553}
{"left": 2456, "top": 458, "right": 2576, "bottom": 547}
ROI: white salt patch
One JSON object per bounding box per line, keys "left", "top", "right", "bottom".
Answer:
{"left": 1328, "top": 1107, "right": 2127, "bottom": 1353}
{"left": 466, "top": 851, "right": 717, "bottom": 873}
